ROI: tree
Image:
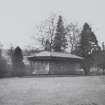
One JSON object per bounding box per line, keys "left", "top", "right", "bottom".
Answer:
{"left": 0, "top": 51, "right": 8, "bottom": 77}
{"left": 35, "top": 14, "right": 57, "bottom": 51}
{"left": 12, "top": 46, "right": 25, "bottom": 76}
{"left": 45, "top": 39, "right": 51, "bottom": 51}
{"left": 0, "top": 47, "right": 8, "bottom": 78}
{"left": 75, "top": 23, "right": 98, "bottom": 75}
{"left": 35, "top": 15, "right": 81, "bottom": 52}
{"left": 7, "top": 46, "right": 14, "bottom": 76}
{"left": 7, "top": 46, "right": 14, "bottom": 63}
{"left": 96, "top": 42, "right": 105, "bottom": 74}
{"left": 53, "top": 16, "right": 67, "bottom": 52}
{"left": 65, "top": 23, "right": 80, "bottom": 53}
{"left": 78, "top": 23, "right": 98, "bottom": 57}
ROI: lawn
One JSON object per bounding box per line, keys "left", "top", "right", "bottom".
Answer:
{"left": 0, "top": 76, "right": 105, "bottom": 105}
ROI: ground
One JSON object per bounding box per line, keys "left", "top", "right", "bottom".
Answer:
{"left": 0, "top": 76, "right": 105, "bottom": 105}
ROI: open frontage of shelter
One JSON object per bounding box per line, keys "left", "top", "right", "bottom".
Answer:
{"left": 28, "top": 51, "right": 83, "bottom": 75}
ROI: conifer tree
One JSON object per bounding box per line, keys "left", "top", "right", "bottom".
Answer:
{"left": 53, "top": 16, "right": 67, "bottom": 52}
{"left": 75, "top": 23, "right": 98, "bottom": 75}
{"left": 12, "top": 46, "right": 25, "bottom": 76}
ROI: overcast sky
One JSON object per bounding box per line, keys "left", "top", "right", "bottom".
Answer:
{"left": 0, "top": 0, "right": 105, "bottom": 49}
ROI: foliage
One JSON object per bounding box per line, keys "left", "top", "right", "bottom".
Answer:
{"left": 53, "top": 16, "right": 68, "bottom": 52}
{"left": 36, "top": 14, "right": 57, "bottom": 51}
{"left": 36, "top": 15, "right": 81, "bottom": 53}
{"left": 0, "top": 49, "right": 8, "bottom": 78}
{"left": 66, "top": 23, "right": 80, "bottom": 53}
{"left": 12, "top": 46, "right": 25, "bottom": 76}
{"left": 93, "top": 43, "right": 105, "bottom": 74}
{"left": 7, "top": 46, "right": 14, "bottom": 64}
{"left": 74, "top": 23, "right": 98, "bottom": 75}
{"left": 36, "top": 15, "right": 68, "bottom": 52}
{"left": 75, "top": 23, "right": 98, "bottom": 57}
{"left": 44, "top": 39, "right": 51, "bottom": 51}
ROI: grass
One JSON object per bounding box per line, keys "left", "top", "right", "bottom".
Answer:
{"left": 0, "top": 76, "right": 105, "bottom": 105}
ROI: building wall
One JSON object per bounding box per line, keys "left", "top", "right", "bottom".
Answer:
{"left": 31, "top": 60, "right": 81, "bottom": 75}
{"left": 49, "top": 61, "right": 81, "bottom": 75}
{"left": 32, "top": 61, "right": 49, "bottom": 74}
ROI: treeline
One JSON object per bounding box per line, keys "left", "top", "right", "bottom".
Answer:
{"left": 36, "top": 15, "right": 105, "bottom": 75}
{"left": 0, "top": 14, "right": 105, "bottom": 77}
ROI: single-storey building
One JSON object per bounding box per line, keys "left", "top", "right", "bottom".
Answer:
{"left": 27, "top": 51, "right": 83, "bottom": 75}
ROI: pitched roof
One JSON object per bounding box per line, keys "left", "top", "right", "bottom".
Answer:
{"left": 27, "top": 51, "right": 83, "bottom": 60}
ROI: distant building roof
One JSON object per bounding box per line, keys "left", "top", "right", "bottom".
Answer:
{"left": 27, "top": 51, "right": 83, "bottom": 61}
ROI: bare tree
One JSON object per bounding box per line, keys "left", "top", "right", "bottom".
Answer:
{"left": 35, "top": 14, "right": 57, "bottom": 51}
{"left": 66, "top": 23, "right": 80, "bottom": 53}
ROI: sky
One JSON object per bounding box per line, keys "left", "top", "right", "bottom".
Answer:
{"left": 0, "top": 0, "right": 105, "bottom": 49}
